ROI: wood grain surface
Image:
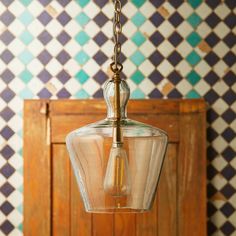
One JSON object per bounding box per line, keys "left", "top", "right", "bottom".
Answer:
{"left": 24, "top": 99, "right": 207, "bottom": 236}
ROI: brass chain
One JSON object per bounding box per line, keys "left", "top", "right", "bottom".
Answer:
{"left": 111, "top": 0, "right": 123, "bottom": 73}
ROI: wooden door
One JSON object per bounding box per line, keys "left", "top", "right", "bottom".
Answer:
{"left": 24, "top": 99, "right": 207, "bottom": 236}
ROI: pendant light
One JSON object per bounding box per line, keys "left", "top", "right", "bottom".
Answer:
{"left": 66, "top": 0, "right": 168, "bottom": 213}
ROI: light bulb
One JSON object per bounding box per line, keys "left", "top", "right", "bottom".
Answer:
{"left": 103, "top": 145, "right": 131, "bottom": 197}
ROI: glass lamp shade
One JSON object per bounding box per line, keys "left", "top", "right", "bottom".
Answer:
{"left": 66, "top": 78, "right": 168, "bottom": 213}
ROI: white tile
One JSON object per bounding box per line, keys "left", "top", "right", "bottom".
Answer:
{"left": 158, "top": 21, "right": 175, "bottom": 38}
{"left": 122, "top": 40, "right": 137, "bottom": 58}
{"left": 65, "top": 20, "right": 82, "bottom": 37}
{"left": 123, "top": 21, "right": 137, "bottom": 38}
{"left": 177, "top": 3, "right": 194, "bottom": 19}
{"left": 83, "top": 60, "right": 100, "bottom": 77}
{"left": 194, "top": 80, "right": 211, "bottom": 96}
{"left": 212, "top": 136, "right": 228, "bottom": 153}
{"left": 28, "top": 1, "right": 44, "bottom": 17}
{"left": 83, "top": 79, "right": 99, "bottom": 95}
{"left": 196, "top": 3, "right": 212, "bottom": 19}
{"left": 194, "top": 60, "right": 211, "bottom": 77}
{"left": 214, "top": 42, "right": 229, "bottom": 58}
{"left": 28, "top": 19, "right": 45, "bottom": 37}
{"left": 212, "top": 156, "right": 228, "bottom": 172}
{"left": 7, "top": 20, "right": 25, "bottom": 37}
{"left": 122, "top": 2, "right": 137, "bottom": 18}
{"left": 176, "top": 79, "right": 192, "bottom": 96}
{"left": 214, "top": 22, "right": 231, "bottom": 39}
{"left": 26, "top": 59, "right": 43, "bottom": 77}
{"left": 27, "top": 40, "right": 44, "bottom": 57}
{"left": 83, "top": 1, "right": 100, "bottom": 19}
{"left": 8, "top": 1, "right": 25, "bottom": 17}
{"left": 83, "top": 40, "right": 99, "bottom": 57}
{"left": 139, "top": 2, "right": 156, "bottom": 19}
{"left": 139, "top": 21, "right": 156, "bottom": 37}
{"left": 139, "top": 60, "right": 155, "bottom": 77}
{"left": 139, "top": 79, "right": 155, "bottom": 95}
{"left": 45, "top": 20, "right": 63, "bottom": 37}
{"left": 65, "top": 1, "right": 81, "bottom": 18}
{"left": 84, "top": 21, "right": 100, "bottom": 38}
{"left": 212, "top": 174, "right": 227, "bottom": 190}
{"left": 157, "top": 40, "right": 175, "bottom": 58}
{"left": 215, "top": 4, "right": 231, "bottom": 20}
{"left": 196, "top": 22, "right": 212, "bottom": 38}
{"left": 213, "top": 60, "right": 228, "bottom": 78}
{"left": 157, "top": 60, "right": 174, "bottom": 77}
{"left": 8, "top": 59, "right": 25, "bottom": 77}
{"left": 139, "top": 40, "right": 155, "bottom": 58}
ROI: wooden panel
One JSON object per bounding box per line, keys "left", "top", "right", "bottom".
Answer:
{"left": 114, "top": 214, "right": 136, "bottom": 236}
{"left": 136, "top": 199, "right": 158, "bottom": 236}
{"left": 24, "top": 101, "right": 51, "bottom": 236}
{"left": 24, "top": 99, "right": 207, "bottom": 236}
{"left": 52, "top": 145, "right": 70, "bottom": 236}
{"left": 71, "top": 168, "right": 92, "bottom": 236}
{"left": 49, "top": 99, "right": 181, "bottom": 115}
{"left": 158, "top": 144, "right": 177, "bottom": 236}
{"left": 51, "top": 114, "right": 179, "bottom": 143}
{"left": 178, "top": 102, "right": 207, "bottom": 236}
{"left": 92, "top": 214, "right": 114, "bottom": 236}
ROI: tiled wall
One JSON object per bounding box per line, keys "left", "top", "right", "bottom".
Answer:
{"left": 0, "top": 0, "right": 235, "bottom": 235}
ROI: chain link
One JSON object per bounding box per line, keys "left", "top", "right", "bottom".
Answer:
{"left": 112, "top": 0, "right": 122, "bottom": 72}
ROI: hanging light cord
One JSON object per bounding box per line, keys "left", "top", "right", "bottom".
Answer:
{"left": 111, "top": 0, "right": 123, "bottom": 145}
{"left": 111, "top": 0, "right": 123, "bottom": 73}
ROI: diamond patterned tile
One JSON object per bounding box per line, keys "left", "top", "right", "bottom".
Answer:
{"left": 0, "top": 0, "right": 235, "bottom": 235}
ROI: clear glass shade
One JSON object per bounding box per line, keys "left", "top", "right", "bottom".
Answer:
{"left": 66, "top": 78, "right": 168, "bottom": 213}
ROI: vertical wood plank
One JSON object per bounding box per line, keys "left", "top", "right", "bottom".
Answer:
{"left": 52, "top": 145, "right": 70, "bottom": 236}
{"left": 157, "top": 144, "right": 177, "bottom": 236}
{"left": 24, "top": 101, "right": 51, "bottom": 236}
{"left": 92, "top": 214, "right": 114, "bottom": 236}
{"left": 136, "top": 199, "right": 158, "bottom": 236}
{"left": 178, "top": 102, "right": 207, "bottom": 236}
{"left": 71, "top": 169, "right": 92, "bottom": 236}
{"left": 114, "top": 214, "right": 136, "bottom": 236}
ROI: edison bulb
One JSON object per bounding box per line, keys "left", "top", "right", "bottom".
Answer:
{"left": 103, "top": 146, "right": 131, "bottom": 197}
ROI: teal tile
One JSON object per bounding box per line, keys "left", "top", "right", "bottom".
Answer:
{"left": 17, "top": 129, "right": 23, "bottom": 138}
{"left": 186, "top": 32, "right": 202, "bottom": 47}
{"left": 20, "top": 0, "right": 32, "bottom": 6}
{"left": 18, "top": 50, "right": 34, "bottom": 64}
{"left": 131, "top": 0, "right": 145, "bottom": 8}
{"left": 186, "top": 90, "right": 201, "bottom": 98}
{"left": 130, "top": 51, "right": 145, "bottom": 66}
{"left": 75, "top": 89, "right": 90, "bottom": 98}
{"left": 76, "top": 12, "right": 90, "bottom": 26}
{"left": 75, "top": 50, "right": 89, "bottom": 65}
{"left": 76, "top": 0, "right": 89, "bottom": 7}
{"left": 75, "top": 31, "right": 90, "bottom": 46}
{"left": 17, "top": 204, "right": 23, "bottom": 214}
{"left": 187, "top": 70, "right": 201, "bottom": 85}
{"left": 131, "top": 11, "right": 146, "bottom": 27}
{"left": 18, "top": 223, "right": 23, "bottom": 232}
{"left": 19, "top": 10, "right": 34, "bottom": 25}
{"left": 18, "top": 148, "right": 23, "bottom": 156}
{"left": 19, "top": 70, "right": 33, "bottom": 84}
{"left": 187, "top": 13, "right": 201, "bottom": 28}
{"left": 20, "top": 31, "right": 33, "bottom": 45}
{"left": 131, "top": 70, "right": 145, "bottom": 84}
{"left": 19, "top": 87, "right": 34, "bottom": 99}
{"left": 17, "top": 166, "right": 23, "bottom": 175}
{"left": 75, "top": 70, "right": 89, "bottom": 84}
{"left": 131, "top": 31, "right": 146, "bottom": 47}
{"left": 131, "top": 88, "right": 145, "bottom": 98}
{"left": 186, "top": 51, "right": 201, "bottom": 66}
{"left": 188, "top": 0, "right": 202, "bottom": 9}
